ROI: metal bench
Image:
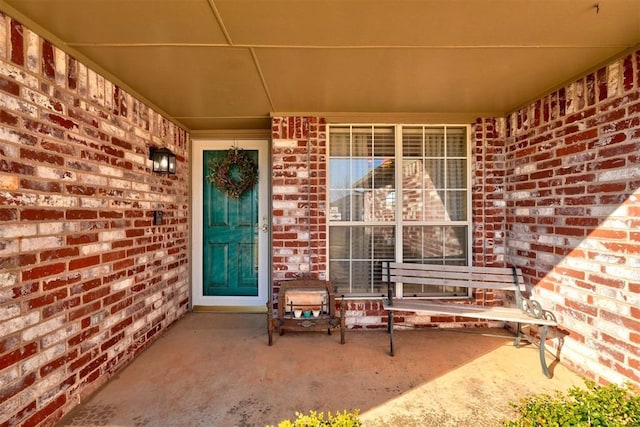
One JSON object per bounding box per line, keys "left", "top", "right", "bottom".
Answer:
{"left": 382, "top": 262, "right": 559, "bottom": 378}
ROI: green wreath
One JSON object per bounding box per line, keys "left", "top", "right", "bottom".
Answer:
{"left": 206, "top": 148, "right": 258, "bottom": 199}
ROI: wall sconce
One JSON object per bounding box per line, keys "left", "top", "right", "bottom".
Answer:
{"left": 149, "top": 147, "right": 177, "bottom": 174}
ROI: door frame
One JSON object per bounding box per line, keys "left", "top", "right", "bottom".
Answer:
{"left": 191, "top": 138, "right": 271, "bottom": 308}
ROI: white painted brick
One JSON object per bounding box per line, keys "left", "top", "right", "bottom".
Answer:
{"left": 25, "top": 29, "right": 39, "bottom": 73}
{"left": 0, "top": 239, "right": 19, "bottom": 257}
{"left": 109, "top": 178, "right": 131, "bottom": 189}
{"left": 604, "top": 265, "right": 637, "bottom": 281}
{"left": 98, "top": 165, "right": 124, "bottom": 178}
{"left": 38, "top": 194, "right": 77, "bottom": 207}
{"left": 0, "top": 92, "right": 38, "bottom": 117}
{"left": 538, "top": 235, "right": 564, "bottom": 246}
{"left": 21, "top": 343, "right": 65, "bottom": 373}
{"left": 36, "top": 166, "right": 76, "bottom": 181}
{"left": 0, "top": 366, "right": 19, "bottom": 389}
{"left": 99, "top": 230, "right": 126, "bottom": 242}
{"left": 0, "top": 304, "right": 20, "bottom": 321}
{"left": 54, "top": 46, "right": 66, "bottom": 87}
{"left": 0, "top": 311, "right": 40, "bottom": 336}
{"left": 80, "top": 243, "right": 110, "bottom": 256}
{"left": 0, "top": 14, "right": 6, "bottom": 60}
{"left": 599, "top": 167, "right": 640, "bottom": 182}
{"left": 0, "top": 271, "right": 18, "bottom": 290}
{"left": 595, "top": 317, "right": 629, "bottom": 341}
{"left": 564, "top": 257, "right": 600, "bottom": 273}
{"left": 0, "top": 224, "right": 37, "bottom": 239}
{"left": 42, "top": 324, "right": 81, "bottom": 348}
{"left": 20, "top": 236, "right": 63, "bottom": 252}
{"left": 132, "top": 182, "right": 150, "bottom": 192}
{"left": 77, "top": 173, "right": 108, "bottom": 186}
{"left": 273, "top": 139, "right": 299, "bottom": 148}
{"left": 0, "top": 62, "right": 38, "bottom": 89}
{"left": 80, "top": 196, "right": 109, "bottom": 208}
{"left": 22, "top": 315, "right": 65, "bottom": 341}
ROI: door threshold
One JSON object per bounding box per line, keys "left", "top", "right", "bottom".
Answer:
{"left": 192, "top": 305, "right": 267, "bottom": 313}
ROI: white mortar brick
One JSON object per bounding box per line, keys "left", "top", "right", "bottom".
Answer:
{"left": 0, "top": 224, "right": 37, "bottom": 239}
{"left": 109, "top": 178, "right": 131, "bottom": 189}
{"left": 21, "top": 343, "right": 66, "bottom": 373}
{"left": 273, "top": 201, "right": 299, "bottom": 209}
{"left": 42, "top": 324, "right": 80, "bottom": 348}
{"left": 80, "top": 243, "right": 110, "bottom": 256}
{"left": 0, "top": 367, "right": 20, "bottom": 389}
{"left": 273, "top": 139, "right": 298, "bottom": 148}
{"left": 77, "top": 173, "right": 108, "bottom": 186}
{"left": 124, "top": 152, "right": 147, "bottom": 166}
{"left": 54, "top": 46, "right": 66, "bottom": 87}
{"left": 564, "top": 257, "right": 600, "bottom": 273}
{"left": 595, "top": 318, "right": 629, "bottom": 341}
{"left": 0, "top": 14, "right": 5, "bottom": 59}
{"left": 0, "top": 304, "right": 20, "bottom": 321}
{"left": 0, "top": 311, "right": 40, "bottom": 336}
{"left": 0, "top": 92, "right": 38, "bottom": 117}
{"left": 99, "top": 230, "right": 126, "bottom": 242}
{"left": 36, "top": 166, "right": 76, "bottom": 181}
{"left": 22, "top": 315, "right": 65, "bottom": 341}
{"left": 80, "top": 197, "right": 108, "bottom": 208}
{"left": 132, "top": 182, "right": 150, "bottom": 192}
{"left": 595, "top": 297, "right": 630, "bottom": 316}
{"left": 0, "top": 239, "right": 19, "bottom": 257}
{"left": 604, "top": 265, "right": 637, "bottom": 281}
{"left": 20, "top": 236, "right": 63, "bottom": 252}
{"left": 80, "top": 265, "right": 110, "bottom": 280}
{"left": 0, "top": 271, "right": 18, "bottom": 289}
{"left": 98, "top": 165, "right": 124, "bottom": 178}
{"left": 607, "top": 62, "right": 620, "bottom": 97}
{"left": 38, "top": 194, "right": 77, "bottom": 207}
{"left": 25, "top": 29, "right": 39, "bottom": 73}
{"left": 599, "top": 167, "right": 640, "bottom": 182}
{"left": 0, "top": 62, "right": 38, "bottom": 88}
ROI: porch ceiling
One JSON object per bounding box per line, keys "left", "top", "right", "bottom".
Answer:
{"left": 2, "top": 0, "right": 639, "bottom": 131}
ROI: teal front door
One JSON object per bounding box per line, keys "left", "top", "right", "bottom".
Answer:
{"left": 192, "top": 139, "right": 269, "bottom": 308}
{"left": 203, "top": 150, "right": 259, "bottom": 296}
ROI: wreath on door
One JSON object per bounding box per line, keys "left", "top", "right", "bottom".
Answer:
{"left": 206, "top": 148, "right": 259, "bottom": 199}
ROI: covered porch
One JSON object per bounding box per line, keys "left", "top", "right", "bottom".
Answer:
{"left": 58, "top": 312, "right": 584, "bottom": 427}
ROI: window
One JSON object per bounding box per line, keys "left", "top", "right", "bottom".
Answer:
{"left": 328, "top": 125, "right": 471, "bottom": 297}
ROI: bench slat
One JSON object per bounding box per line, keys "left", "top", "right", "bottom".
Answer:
{"left": 383, "top": 300, "right": 557, "bottom": 326}
{"left": 389, "top": 274, "right": 521, "bottom": 290}
{"left": 383, "top": 263, "right": 525, "bottom": 290}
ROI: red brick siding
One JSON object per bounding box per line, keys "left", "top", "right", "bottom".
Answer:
{"left": 0, "top": 14, "right": 190, "bottom": 426}
{"left": 271, "top": 118, "right": 507, "bottom": 328}
{"left": 271, "top": 116, "right": 328, "bottom": 279}
{"left": 504, "top": 50, "right": 640, "bottom": 387}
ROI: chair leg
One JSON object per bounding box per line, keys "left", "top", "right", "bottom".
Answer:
{"left": 266, "top": 301, "right": 274, "bottom": 346}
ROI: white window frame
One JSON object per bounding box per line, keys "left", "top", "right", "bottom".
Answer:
{"left": 327, "top": 124, "right": 473, "bottom": 298}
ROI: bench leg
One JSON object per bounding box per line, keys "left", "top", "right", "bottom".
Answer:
{"left": 339, "top": 300, "right": 346, "bottom": 344}
{"left": 539, "top": 325, "right": 552, "bottom": 379}
{"left": 388, "top": 310, "right": 395, "bottom": 357}
{"left": 514, "top": 322, "right": 522, "bottom": 347}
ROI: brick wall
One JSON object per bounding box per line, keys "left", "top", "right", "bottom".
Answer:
{"left": 0, "top": 14, "right": 190, "bottom": 426}
{"left": 502, "top": 49, "right": 640, "bottom": 387}
{"left": 271, "top": 117, "right": 328, "bottom": 283}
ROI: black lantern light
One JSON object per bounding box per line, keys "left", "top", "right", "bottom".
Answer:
{"left": 149, "top": 147, "right": 177, "bottom": 174}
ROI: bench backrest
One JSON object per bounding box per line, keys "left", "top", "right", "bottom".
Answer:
{"left": 382, "top": 262, "right": 525, "bottom": 292}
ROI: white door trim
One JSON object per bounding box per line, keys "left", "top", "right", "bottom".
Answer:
{"left": 191, "top": 139, "right": 270, "bottom": 307}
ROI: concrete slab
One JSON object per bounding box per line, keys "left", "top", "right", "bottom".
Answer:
{"left": 59, "top": 312, "right": 585, "bottom": 427}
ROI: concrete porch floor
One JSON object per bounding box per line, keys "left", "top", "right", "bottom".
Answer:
{"left": 59, "top": 312, "right": 585, "bottom": 427}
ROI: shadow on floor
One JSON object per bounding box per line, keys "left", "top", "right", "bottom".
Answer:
{"left": 59, "top": 312, "right": 584, "bottom": 427}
